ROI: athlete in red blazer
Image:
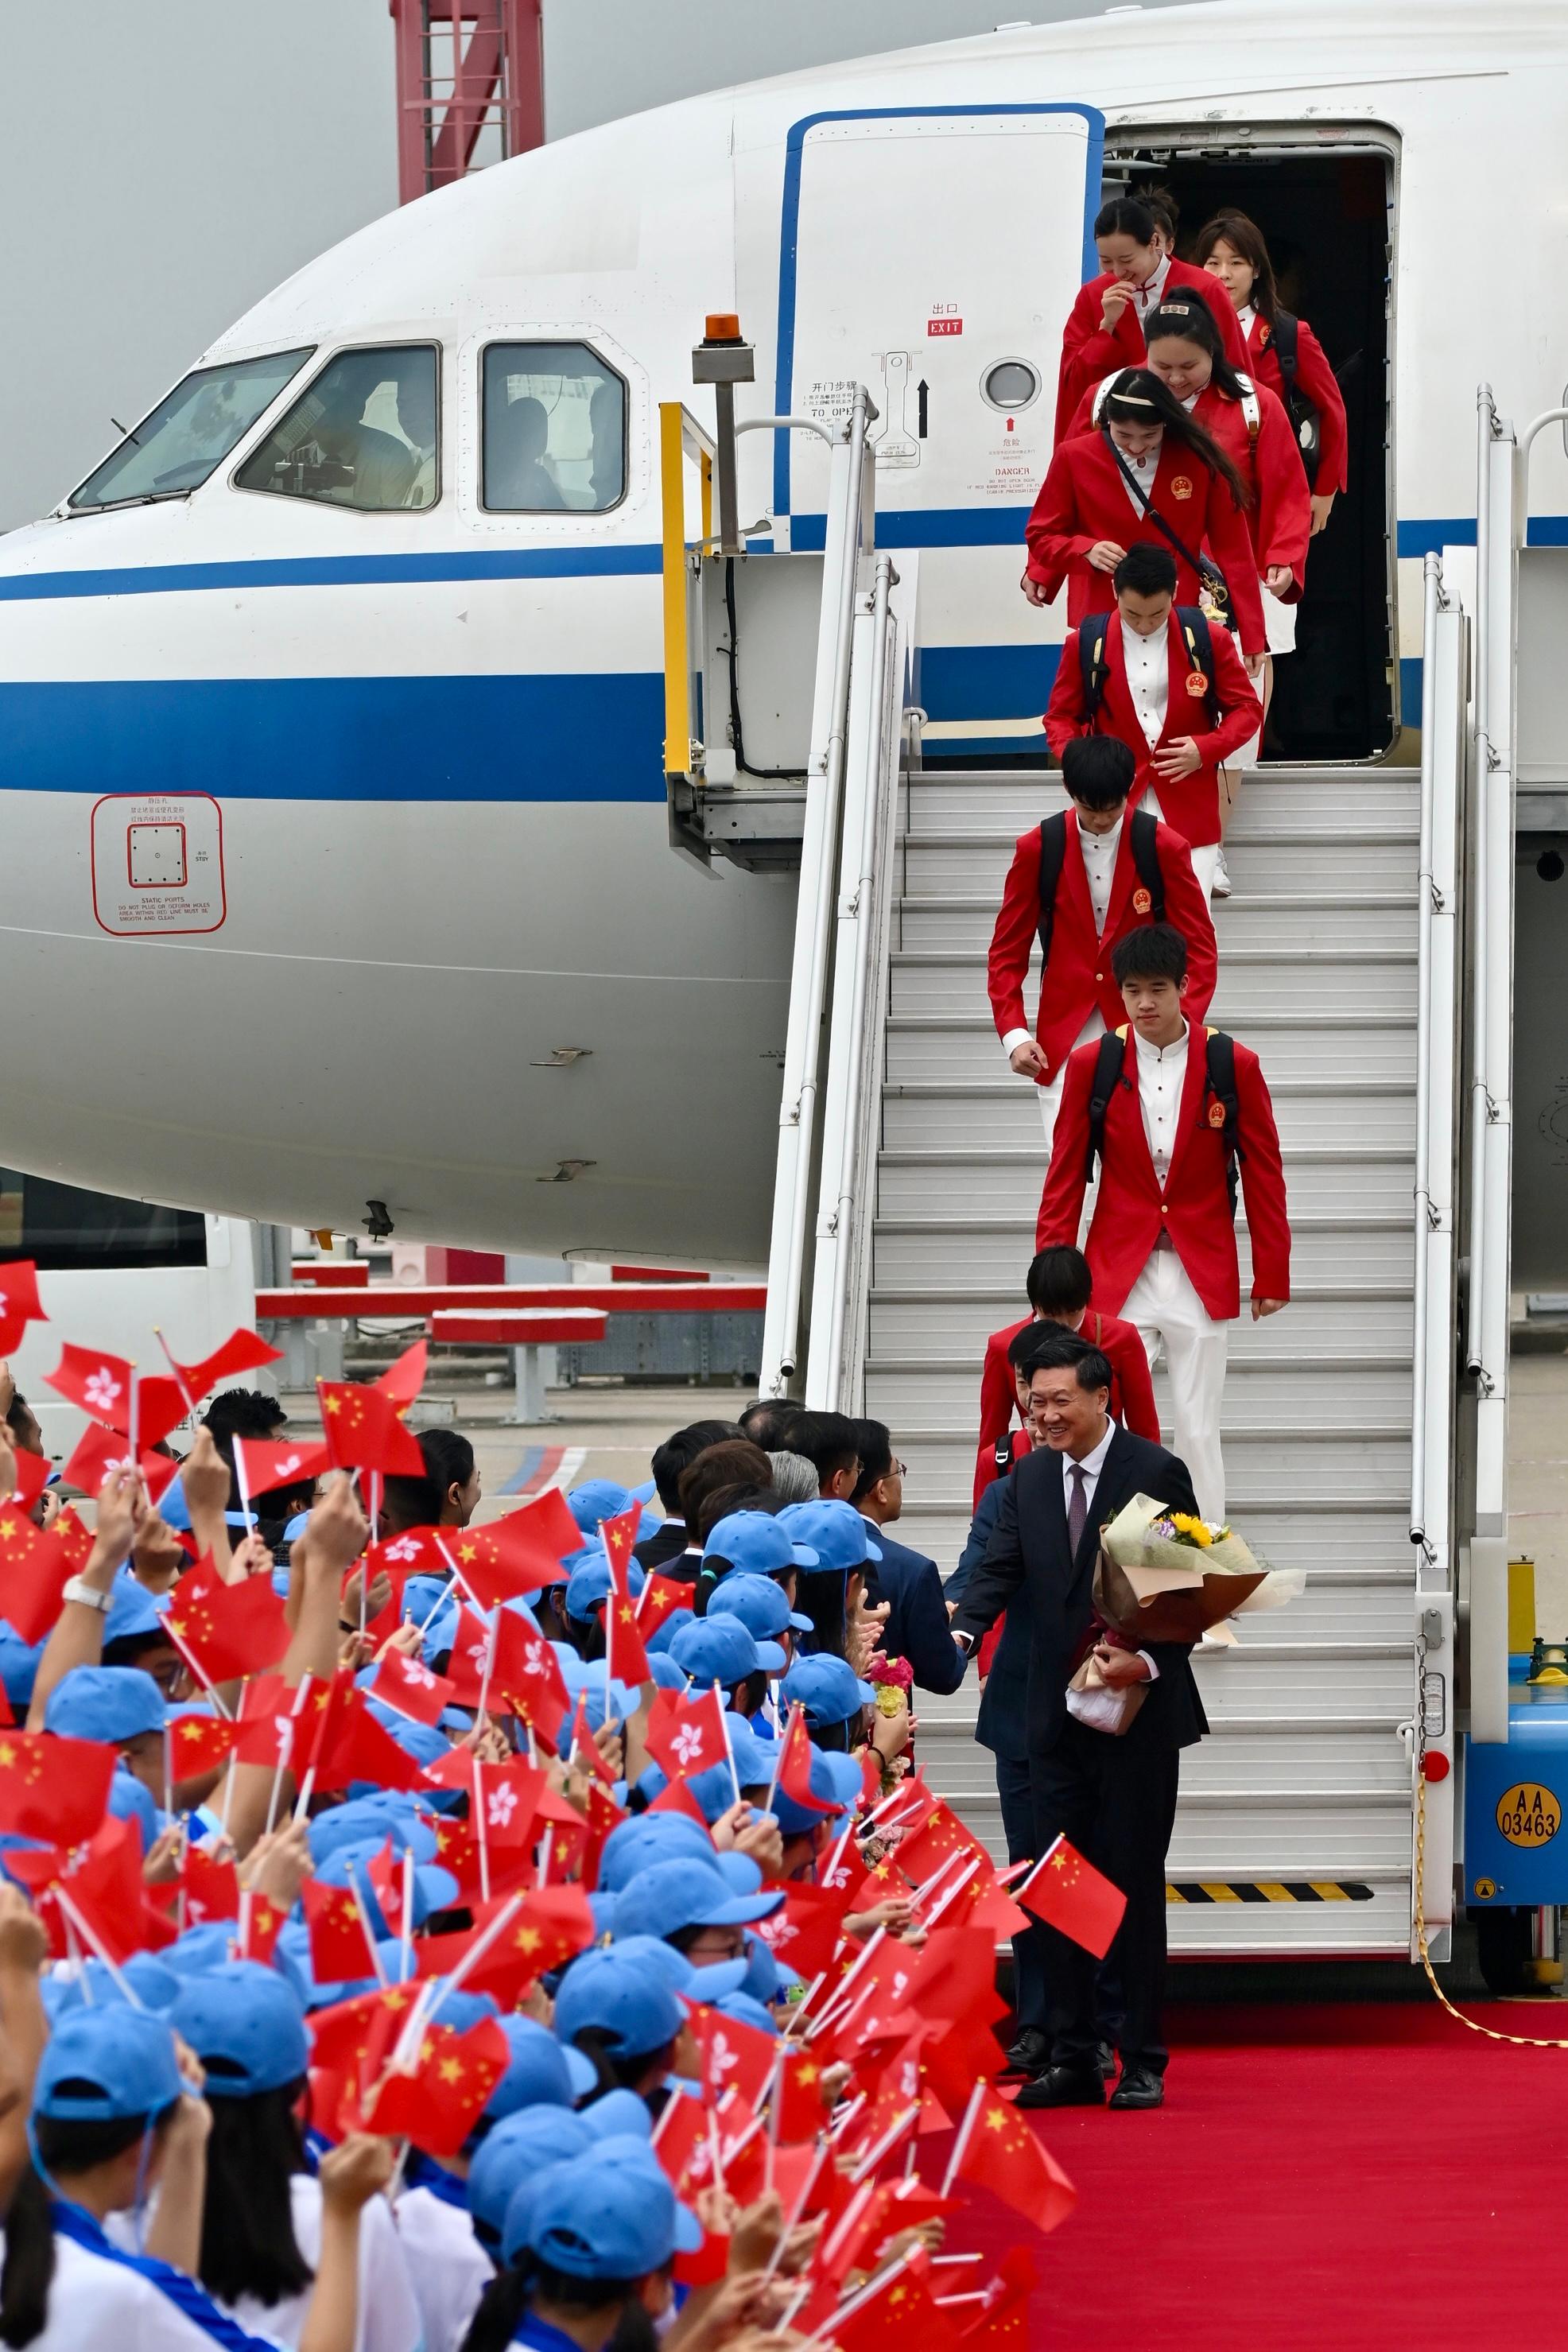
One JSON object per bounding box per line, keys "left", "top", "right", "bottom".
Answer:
{"left": 1042, "top": 561, "right": 1262, "bottom": 849}
{"left": 974, "top": 1307, "right": 1160, "bottom": 1508}
{"left": 1023, "top": 408, "right": 1266, "bottom": 662}
{"left": 988, "top": 751, "right": 1217, "bottom": 1073}
{"left": 1056, "top": 257, "right": 1248, "bottom": 441}
{"left": 1036, "top": 1013, "right": 1291, "bottom": 1318}
{"left": 1193, "top": 208, "right": 1350, "bottom": 507}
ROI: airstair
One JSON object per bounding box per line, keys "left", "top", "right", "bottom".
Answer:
{"left": 662, "top": 353, "right": 1477, "bottom": 1962}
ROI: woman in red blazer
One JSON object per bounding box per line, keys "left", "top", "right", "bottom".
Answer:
{"left": 1023, "top": 371, "right": 1266, "bottom": 664}
{"left": 1055, "top": 194, "right": 1249, "bottom": 443}
{"left": 1193, "top": 208, "right": 1349, "bottom": 533}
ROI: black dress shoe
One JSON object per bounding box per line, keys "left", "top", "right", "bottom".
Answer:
{"left": 1108, "top": 2063, "right": 1165, "bottom": 2109}
{"left": 1014, "top": 2063, "right": 1106, "bottom": 2109}
{"left": 1003, "top": 2028, "right": 1051, "bottom": 2074}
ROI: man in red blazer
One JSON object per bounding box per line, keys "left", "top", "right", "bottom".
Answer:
{"left": 1045, "top": 545, "right": 1262, "bottom": 898}
{"left": 975, "top": 1245, "right": 1159, "bottom": 1509}
{"left": 988, "top": 734, "right": 1216, "bottom": 1159}
{"left": 1035, "top": 924, "right": 1290, "bottom": 1520}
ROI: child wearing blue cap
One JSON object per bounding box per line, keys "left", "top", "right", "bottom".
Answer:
{"left": 462, "top": 2148, "right": 701, "bottom": 2352}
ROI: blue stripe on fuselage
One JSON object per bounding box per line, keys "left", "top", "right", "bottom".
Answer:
{"left": 0, "top": 545, "right": 665, "bottom": 602}
{"left": 0, "top": 674, "right": 666, "bottom": 802}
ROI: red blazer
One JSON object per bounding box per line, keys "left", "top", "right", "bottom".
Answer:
{"left": 1063, "top": 375, "right": 1310, "bottom": 592}
{"left": 1055, "top": 258, "right": 1249, "bottom": 441}
{"left": 988, "top": 807, "right": 1217, "bottom": 1073}
{"left": 1035, "top": 1025, "right": 1292, "bottom": 1321}
{"left": 1245, "top": 310, "right": 1349, "bottom": 497}
{"left": 1042, "top": 610, "right": 1262, "bottom": 848}
{"left": 1024, "top": 430, "right": 1266, "bottom": 658}
{"left": 973, "top": 1310, "right": 1160, "bottom": 1509}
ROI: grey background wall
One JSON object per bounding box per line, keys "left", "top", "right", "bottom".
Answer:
{"left": 0, "top": 0, "right": 1185, "bottom": 528}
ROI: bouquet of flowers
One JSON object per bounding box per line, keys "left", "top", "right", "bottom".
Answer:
{"left": 1093, "top": 1494, "right": 1304, "bottom": 1644}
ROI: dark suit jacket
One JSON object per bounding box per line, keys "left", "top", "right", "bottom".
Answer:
{"left": 860, "top": 1522, "right": 966, "bottom": 1696}
{"left": 949, "top": 1426, "right": 1208, "bottom": 1756}
{"left": 635, "top": 1521, "right": 692, "bottom": 1573}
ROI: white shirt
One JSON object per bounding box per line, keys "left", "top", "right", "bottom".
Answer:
{"left": 1119, "top": 619, "right": 1168, "bottom": 750}
{"left": 13, "top": 2228, "right": 267, "bottom": 2352}
{"left": 231, "top": 2180, "right": 422, "bottom": 2352}
{"left": 1237, "top": 301, "right": 1257, "bottom": 340}
{"left": 1135, "top": 1018, "right": 1190, "bottom": 1185}
{"left": 1116, "top": 429, "right": 1162, "bottom": 516}
{"left": 999, "top": 814, "right": 1120, "bottom": 1062}
{"left": 394, "top": 2183, "right": 492, "bottom": 2352}
{"left": 1131, "top": 253, "right": 1171, "bottom": 320}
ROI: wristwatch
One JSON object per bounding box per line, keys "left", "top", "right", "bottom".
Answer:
{"left": 61, "top": 1576, "right": 111, "bottom": 1614}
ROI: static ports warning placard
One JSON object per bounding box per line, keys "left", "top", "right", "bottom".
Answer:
{"left": 91, "top": 793, "right": 226, "bottom": 935}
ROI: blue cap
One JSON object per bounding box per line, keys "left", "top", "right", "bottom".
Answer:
{"left": 0, "top": 1624, "right": 45, "bottom": 1708}
{"left": 610, "top": 1857, "right": 781, "bottom": 1944}
{"left": 669, "top": 1612, "right": 783, "bottom": 1685}
{"left": 315, "top": 1845, "right": 459, "bottom": 1937}
{"left": 607, "top": 1932, "right": 748, "bottom": 2005}
{"left": 169, "top": 1963, "right": 309, "bottom": 2097}
{"left": 425, "top": 1985, "right": 501, "bottom": 2037}
{"left": 553, "top": 1946, "right": 684, "bottom": 2059}
{"left": 780, "top": 1652, "right": 873, "bottom": 1728}
{"left": 45, "top": 1665, "right": 167, "bottom": 1742}
{"left": 738, "top": 1930, "right": 799, "bottom": 2006}
{"left": 308, "top": 1797, "right": 439, "bottom": 1867}
{"left": 103, "top": 1578, "right": 172, "bottom": 1651}
{"left": 703, "top": 1512, "right": 819, "bottom": 1574}
{"left": 469, "top": 2105, "right": 592, "bottom": 2242}
{"left": 45, "top": 1954, "right": 182, "bottom": 2020}
{"left": 486, "top": 2014, "right": 596, "bottom": 2121}
{"left": 646, "top": 1653, "right": 686, "bottom": 1691}
{"left": 567, "top": 1481, "right": 634, "bottom": 1537}
{"left": 579, "top": 2086, "right": 654, "bottom": 2143}
{"left": 776, "top": 1499, "right": 881, "bottom": 1570}
{"left": 714, "top": 1990, "right": 780, "bottom": 2037}
{"left": 554, "top": 1653, "right": 639, "bottom": 1729}
{"left": 596, "top": 1814, "right": 716, "bottom": 1893}
{"left": 161, "top": 1922, "right": 241, "bottom": 1978}
{"left": 157, "top": 1478, "right": 253, "bottom": 1537}
{"left": 564, "top": 1552, "right": 647, "bottom": 1622}
{"left": 767, "top": 1742, "right": 861, "bottom": 1836}
{"left": 33, "top": 2008, "right": 183, "bottom": 2124}
{"left": 646, "top": 1608, "right": 693, "bottom": 1657}
{"left": 108, "top": 1767, "right": 163, "bottom": 1854}
{"left": 519, "top": 2150, "right": 701, "bottom": 2277}
{"left": 716, "top": 1572, "right": 813, "bottom": 1640}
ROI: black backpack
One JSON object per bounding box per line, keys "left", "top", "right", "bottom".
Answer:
{"left": 1268, "top": 309, "right": 1322, "bottom": 473}
{"left": 1035, "top": 807, "right": 1164, "bottom": 966}
{"left": 1074, "top": 605, "right": 1222, "bottom": 733}
{"left": 1085, "top": 1026, "right": 1244, "bottom": 1214}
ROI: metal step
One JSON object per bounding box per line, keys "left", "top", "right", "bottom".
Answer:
{"left": 883, "top": 1080, "right": 1415, "bottom": 1151}
{"left": 904, "top": 771, "right": 1420, "bottom": 834}
{"left": 871, "top": 1217, "right": 1415, "bottom": 1287}
{"left": 889, "top": 949, "right": 1417, "bottom": 1024}
{"left": 865, "top": 1358, "right": 1414, "bottom": 1434}
{"left": 902, "top": 833, "right": 1419, "bottom": 896}
{"left": 875, "top": 1148, "right": 1415, "bottom": 1219}
{"left": 897, "top": 893, "right": 1418, "bottom": 953}
{"left": 885, "top": 1015, "right": 1415, "bottom": 1085}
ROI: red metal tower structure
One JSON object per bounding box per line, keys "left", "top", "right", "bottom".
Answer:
{"left": 389, "top": 0, "right": 545, "bottom": 204}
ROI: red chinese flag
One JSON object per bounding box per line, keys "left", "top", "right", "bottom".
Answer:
{"left": 239, "top": 1891, "right": 289, "bottom": 1965}
{"left": 752, "top": 1882, "right": 852, "bottom": 1984}
{"left": 0, "top": 1510, "right": 74, "bottom": 1644}
{"left": 577, "top": 1776, "right": 627, "bottom": 1877}
{"left": 775, "top": 1704, "right": 836, "bottom": 1815}
{"left": 61, "top": 1422, "right": 180, "bottom": 1508}
{"left": 489, "top": 1613, "right": 571, "bottom": 1740}
{"left": 895, "top": 1797, "right": 991, "bottom": 1888}
{"left": 0, "top": 1260, "right": 45, "bottom": 1356}
{"left": 0, "top": 1731, "right": 114, "bottom": 1845}
{"left": 371, "top": 1650, "right": 456, "bottom": 1730}
{"left": 52, "top": 1508, "right": 92, "bottom": 1570}
{"left": 831, "top": 2254, "right": 960, "bottom": 2352}
{"left": 565, "top": 1691, "right": 616, "bottom": 1787}
{"left": 177, "top": 1842, "right": 242, "bottom": 1929}
{"left": 232, "top": 1674, "right": 301, "bottom": 1769}
{"left": 689, "top": 2001, "right": 777, "bottom": 2108}
{"left": 167, "top": 1713, "right": 241, "bottom": 1780}
{"left": 374, "top": 1339, "right": 429, "bottom": 1413}
{"left": 173, "top": 1329, "right": 283, "bottom": 1403}
{"left": 310, "top": 1686, "right": 429, "bottom": 1795}
{"left": 448, "top": 1489, "right": 580, "bottom": 1607}
{"left": 599, "top": 1504, "right": 641, "bottom": 1580}
{"left": 774, "top": 2044, "right": 832, "bottom": 2142}
{"left": 165, "top": 1554, "right": 290, "bottom": 1686}
{"left": 645, "top": 1685, "right": 729, "bottom": 1782}
{"left": 306, "top": 1984, "right": 417, "bottom": 2078}
{"left": 302, "top": 1877, "right": 379, "bottom": 1985}
{"left": 953, "top": 2098, "right": 1076, "bottom": 2234}
{"left": 647, "top": 1775, "right": 710, "bottom": 1826}
{"left": 361, "top": 2017, "right": 510, "bottom": 2156}
{"left": 1018, "top": 1835, "right": 1127, "bottom": 1960}
{"left": 35, "top": 1818, "right": 161, "bottom": 1965}
{"left": 231, "top": 1436, "right": 330, "bottom": 1500}
{"left": 416, "top": 1885, "right": 596, "bottom": 1997}
{"left": 635, "top": 1573, "right": 691, "bottom": 1633}
{"left": 316, "top": 1382, "right": 424, "bottom": 1477}
{"left": 953, "top": 2248, "right": 1038, "bottom": 2349}
{"left": 604, "top": 1563, "right": 652, "bottom": 1692}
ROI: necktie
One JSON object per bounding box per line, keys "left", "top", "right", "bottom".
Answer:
{"left": 1067, "top": 1461, "right": 1089, "bottom": 1554}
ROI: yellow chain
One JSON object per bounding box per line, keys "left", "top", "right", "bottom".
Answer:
{"left": 1414, "top": 1745, "right": 1568, "bottom": 2049}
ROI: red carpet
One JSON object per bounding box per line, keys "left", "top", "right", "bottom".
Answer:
{"left": 943, "top": 2001, "right": 1568, "bottom": 2350}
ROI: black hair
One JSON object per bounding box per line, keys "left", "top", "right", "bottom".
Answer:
{"left": 791, "top": 1411, "right": 861, "bottom": 1490}
{"left": 1094, "top": 195, "right": 1157, "bottom": 246}
{"left": 382, "top": 1428, "right": 477, "bottom": 1532}
{"left": 1, "top": 2106, "right": 172, "bottom": 2348}
{"left": 850, "top": 1419, "right": 894, "bottom": 1503}
{"left": 202, "top": 1388, "right": 285, "bottom": 1444}
{"left": 1143, "top": 297, "right": 1251, "bottom": 402}
{"left": 693, "top": 1481, "right": 779, "bottom": 1547}
{"left": 1017, "top": 1330, "right": 1113, "bottom": 1395}
{"left": 196, "top": 2078, "right": 312, "bottom": 2307}
{"left": 1135, "top": 182, "right": 1179, "bottom": 243}
{"left": 1060, "top": 735, "right": 1135, "bottom": 810}
{"left": 2, "top": 1391, "right": 40, "bottom": 1450}
{"left": 736, "top": 1400, "right": 806, "bottom": 1452}
{"left": 1192, "top": 208, "right": 1281, "bottom": 330}
{"left": 675, "top": 1441, "right": 772, "bottom": 1536}
{"left": 1113, "top": 543, "right": 1178, "bottom": 600}
{"left": 1112, "top": 920, "right": 1189, "bottom": 988}
{"left": 102, "top": 1628, "right": 180, "bottom": 1671}
{"left": 649, "top": 1421, "right": 742, "bottom": 1516}
{"left": 794, "top": 1569, "right": 852, "bottom": 1662}
{"left": 570, "top": 2028, "right": 677, "bottom": 2103}
{"left": 460, "top": 2255, "right": 659, "bottom": 2352}
{"left": 1025, "top": 1246, "right": 1094, "bottom": 1319}
{"left": 1101, "top": 367, "right": 1250, "bottom": 509}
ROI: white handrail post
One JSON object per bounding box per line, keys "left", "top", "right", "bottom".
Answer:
{"left": 759, "top": 389, "right": 873, "bottom": 1395}
{"left": 1410, "top": 553, "right": 1441, "bottom": 1551}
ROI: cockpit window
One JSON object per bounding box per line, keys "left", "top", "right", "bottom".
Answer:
{"left": 481, "top": 343, "right": 626, "bottom": 512}
{"left": 68, "top": 350, "right": 312, "bottom": 510}
{"left": 234, "top": 346, "right": 440, "bottom": 511}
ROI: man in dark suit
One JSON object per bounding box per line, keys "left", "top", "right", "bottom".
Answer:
{"left": 851, "top": 1419, "right": 965, "bottom": 1697}
{"left": 635, "top": 1419, "right": 743, "bottom": 1571}
{"left": 950, "top": 1331, "right": 1205, "bottom": 2110}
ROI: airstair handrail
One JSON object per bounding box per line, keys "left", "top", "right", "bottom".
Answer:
{"left": 658, "top": 402, "right": 714, "bottom": 784}
{"left": 759, "top": 387, "right": 875, "bottom": 1393}
{"left": 805, "top": 551, "right": 902, "bottom": 1410}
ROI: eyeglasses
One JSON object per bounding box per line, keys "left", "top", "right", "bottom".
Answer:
{"left": 686, "top": 1931, "right": 747, "bottom": 1962}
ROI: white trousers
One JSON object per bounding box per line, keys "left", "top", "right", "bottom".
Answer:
{"left": 1036, "top": 1007, "right": 1106, "bottom": 1151}
{"left": 1143, "top": 791, "right": 1221, "bottom": 902}
{"left": 1122, "top": 1246, "right": 1229, "bottom": 1522}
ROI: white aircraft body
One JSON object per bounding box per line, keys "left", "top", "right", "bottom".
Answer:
{"left": 0, "top": 0, "right": 1563, "bottom": 1263}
